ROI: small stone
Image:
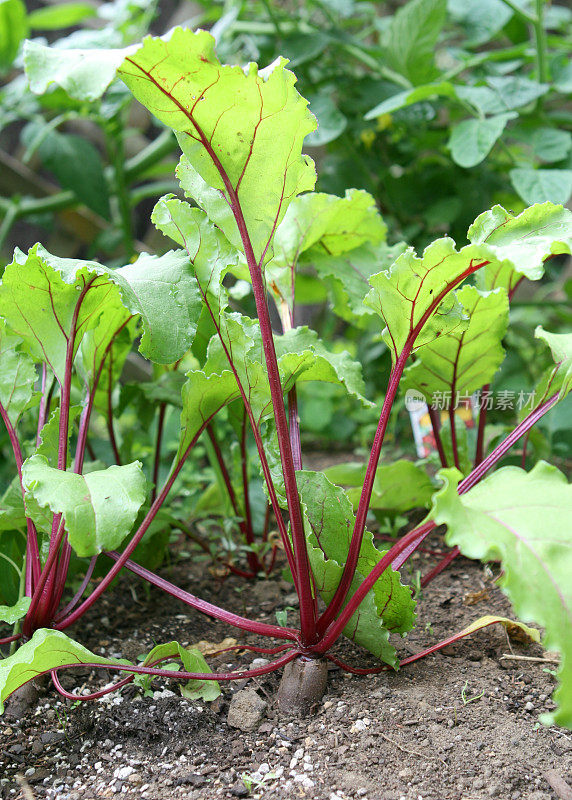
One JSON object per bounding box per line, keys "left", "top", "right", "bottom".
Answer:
{"left": 473, "top": 777, "right": 485, "bottom": 789}
{"left": 227, "top": 689, "right": 267, "bottom": 731}
{"left": 524, "top": 701, "right": 535, "bottom": 712}
{"left": 114, "top": 766, "right": 134, "bottom": 781}
{"left": 251, "top": 658, "right": 270, "bottom": 669}
{"left": 230, "top": 781, "right": 249, "bottom": 798}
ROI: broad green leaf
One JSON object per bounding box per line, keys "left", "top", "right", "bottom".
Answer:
{"left": 403, "top": 286, "right": 509, "bottom": 401}
{"left": 22, "top": 455, "right": 147, "bottom": 558}
{"left": 0, "top": 0, "right": 27, "bottom": 71}
{"left": 297, "top": 471, "right": 416, "bottom": 666}
{"left": 267, "top": 189, "right": 386, "bottom": 310}
{"left": 118, "top": 28, "right": 317, "bottom": 263}
{"left": 325, "top": 460, "right": 434, "bottom": 515}
{"left": 449, "top": 113, "right": 516, "bottom": 169}
{"left": 28, "top": 3, "right": 96, "bottom": 30}
{"left": 447, "top": 0, "right": 513, "bottom": 45}
{"left": 141, "top": 642, "right": 221, "bottom": 701}
{"left": 0, "top": 628, "right": 130, "bottom": 713}
{"left": 486, "top": 77, "right": 549, "bottom": 111}
{"left": 510, "top": 169, "right": 572, "bottom": 206}
{"left": 307, "top": 240, "right": 408, "bottom": 325}
{"left": 24, "top": 39, "right": 134, "bottom": 101}
{"left": 0, "top": 480, "right": 27, "bottom": 533}
{"left": 469, "top": 203, "right": 572, "bottom": 291}
{"left": 431, "top": 463, "right": 572, "bottom": 728}
{"left": 455, "top": 85, "right": 507, "bottom": 116}
{"left": 35, "top": 129, "right": 110, "bottom": 219}
{"left": 0, "top": 244, "right": 202, "bottom": 380}
{"left": 365, "top": 81, "right": 456, "bottom": 119}
{"left": 533, "top": 327, "right": 572, "bottom": 406}
{"left": 382, "top": 0, "right": 446, "bottom": 86}
{"left": 36, "top": 406, "right": 82, "bottom": 468}
{"left": 0, "top": 596, "right": 30, "bottom": 625}
{"left": 305, "top": 94, "right": 347, "bottom": 146}
{"left": 176, "top": 369, "right": 240, "bottom": 461}
{"left": 530, "top": 128, "right": 572, "bottom": 164}
{"left": 0, "top": 320, "right": 37, "bottom": 428}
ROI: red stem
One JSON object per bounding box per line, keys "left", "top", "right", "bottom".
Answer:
{"left": 428, "top": 404, "right": 448, "bottom": 468}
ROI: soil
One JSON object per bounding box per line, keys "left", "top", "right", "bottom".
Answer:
{"left": 1, "top": 537, "right": 571, "bottom": 800}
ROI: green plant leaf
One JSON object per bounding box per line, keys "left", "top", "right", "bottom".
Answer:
{"left": 447, "top": 0, "right": 514, "bottom": 45}
{"left": 449, "top": 113, "right": 516, "bottom": 169}
{"left": 431, "top": 463, "right": 572, "bottom": 728}
{"left": 382, "top": 0, "right": 446, "bottom": 86}
{"left": 509, "top": 169, "right": 572, "bottom": 205}
{"left": 0, "top": 0, "right": 27, "bottom": 72}
{"left": 469, "top": 203, "right": 572, "bottom": 291}
{"left": 177, "top": 370, "right": 241, "bottom": 462}
{"left": 530, "top": 128, "right": 572, "bottom": 164}
{"left": 22, "top": 455, "right": 147, "bottom": 557}
{"left": 24, "top": 39, "right": 133, "bottom": 101}
{"left": 305, "top": 93, "right": 347, "bottom": 146}
{"left": 0, "top": 319, "right": 37, "bottom": 428}
{"left": 365, "top": 81, "right": 456, "bottom": 119}
{"left": 36, "top": 406, "right": 82, "bottom": 468}
{"left": 0, "top": 628, "right": 130, "bottom": 713}
{"left": 267, "top": 189, "right": 386, "bottom": 310}
{"left": 403, "top": 285, "right": 509, "bottom": 401}
{"left": 297, "top": 471, "right": 416, "bottom": 666}
{"left": 486, "top": 76, "right": 549, "bottom": 110}
{"left": 27, "top": 2, "right": 96, "bottom": 30}
{"left": 118, "top": 27, "right": 317, "bottom": 263}
{"left": 35, "top": 129, "right": 110, "bottom": 218}
{"left": 533, "top": 327, "right": 572, "bottom": 407}
{"left": 140, "top": 642, "right": 221, "bottom": 701}
{"left": 0, "top": 596, "right": 30, "bottom": 625}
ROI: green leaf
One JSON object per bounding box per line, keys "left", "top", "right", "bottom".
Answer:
{"left": 140, "top": 642, "right": 221, "bottom": 701}
{"left": 305, "top": 94, "right": 347, "bottom": 146}
{"left": 365, "top": 81, "right": 456, "bottom": 119}
{"left": 509, "top": 169, "right": 572, "bottom": 206}
{"left": 382, "top": 0, "right": 446, "bottom": 86}
{"left": 402, "top": 285, "right": 509, "bottom": 401}
{"left": 533, "top": 327, "right": 572, "bottom": 406}
{"left": 24, "top": 39, "right": 133, "bottom": 101}
{"left": 0, "top": 596, "right": 30, "bottom": 625}
{"left": 177, "top": 370, "right": 240, "bottom": 462}
{"left": 36, "top": 406, "right": 82, "bottom": 468}
{"left": 447, "top": 0, "right": 514, "bottom": 45}
{"left": 36, "top": 130, "right": 110, "bottom": 218}
{"left": 118, "top": 28, "right": 316, "bottom": 263}
{"left": 469, "top": 203, "right": 572, "bottom": 290}
{"left": 530, "top": 128, "right": 572, "bottom": 164}
{"left": 0, "top": 0, "right": 27, "bottom": 72}
{"left": 297, "top": 471, "right": 416, "bottom": 666}
{"left": 22, "top": 455, "right": 147, "bottom": 558}
{"left": 431, "top": 463, "right": 572, "bottom": 728}
{"left": 267, "top": 189, "right": 386, "bottom": 310}
{"left": 325, "top": 460, "right": 434, "bottom": 515}
{"left": 0, "top": 629, "right": 131, "bottom": 712}
{"left": 449, "top": 113, "right": 516, "bottom": 169}
{"left": 486, "top": 77, "right": 549, "bottom": 111}
{"left": 0, "top": 319, "right": 37, "bottom": 428}
{"left": 28, "top": 3, "right": 96, "bottom": 30}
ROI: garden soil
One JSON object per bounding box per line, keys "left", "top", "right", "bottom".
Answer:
{"left": 1, "top": 535, "right": 571, "bottom": 800}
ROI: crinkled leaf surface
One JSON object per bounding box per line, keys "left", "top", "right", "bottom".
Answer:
{"left": 0, "top": 628, "right": 130, "bottom": 714}
{"left": 297, "top": 471, "right": 416, "bottom": 666}
{"left": 266, "top": 189, "right": 386, "bottom": 309}
{"left": 141, "top": 642, "right": 221, "bottom": 701}
{"left": 403, "top": 286, "right": 509, "bottom": 401}
{"left": 22, "top": 455, "right": 147, "bottom": 558}
{"left": 431, "top": 463, "right": 572, "bottom": 728}
{"left": 470, "top": 203, "right": 572, "bottom": 292}
{"left": 0, "top": 320, "right": 37, "bottom": 428}
{"left": 0, "top": 245, "right": 201, "bottom": 382}
{"left": 118, "top": 28, "right": 316, "bottom": 263}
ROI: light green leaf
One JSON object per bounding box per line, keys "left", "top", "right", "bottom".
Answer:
{"left": 0, "top": 0, "right": 27, "bottom": 72}
{"left": 469, "top": 203, "right": 572, "bottom": 291}
{"left": 0, "top": 628, "right": 131, "bottom": 713}
{"left": 533, "top": 327, "right": 572, "bottom": 407}
{"left": 530, "top": 128, "right": 572, "bottom": 164}
{"left": 431, "top": 463, "right": 572, "bottom": 728}
{"left": 305, "top": 94, "right": 347, "bottom": 146}
{"left": 28, "top": 3, "right": 96, "bottom": 31}
{"left": 24, "top": 39, "right": 134, "bottom": 100}
{"left": 382, "top": 0, "right": 446, "bottom": 86}
{"left": 449, "top": 113, "right": 516, "bottom": 168}
{"left": 403, "top": 285, "right": 509, "bottom": 401}
{"left": 118, "top": 28, "right": 316, "bottom": 263}
{"left": 510, "top": 169, "right": 572, "bottom": 206}
{"left": 0, "top": 596, "right": 31, "bottom": 625}
{"left": 36, "top": 406, "right": 82, "bottom": 468}
{"left": 22, "top": 455, "right": 147, "bottom": 557}
{"left": 365, "top": 81, "right": 456, "bottom": 119}
{"left": 297, "top": 471, "right": 416, "bottom": 666}
{"left": 486, "top": 76, "right": 549, "bottom": 110}
{"left": 0, "top": 319, "right": 37, "bottom": 428}
{"left": 141, "top": 642, "right": 221, "bottom": 701}
{"left": 447, "top": 0, "right": 513, "bottom": 45}
{"left": 177, "top": 370, "right": 240, "bottom": 462}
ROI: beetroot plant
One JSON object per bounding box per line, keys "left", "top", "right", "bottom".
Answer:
{"left": 1, "top": 29, "right": 571, "bottom": 729}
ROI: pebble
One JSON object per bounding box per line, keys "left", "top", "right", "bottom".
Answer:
{"left": 227, "top": 689, "right": 267, "bottom": 731}
{"left": 524, "top": 702, "right": 535, "bottom": 712}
